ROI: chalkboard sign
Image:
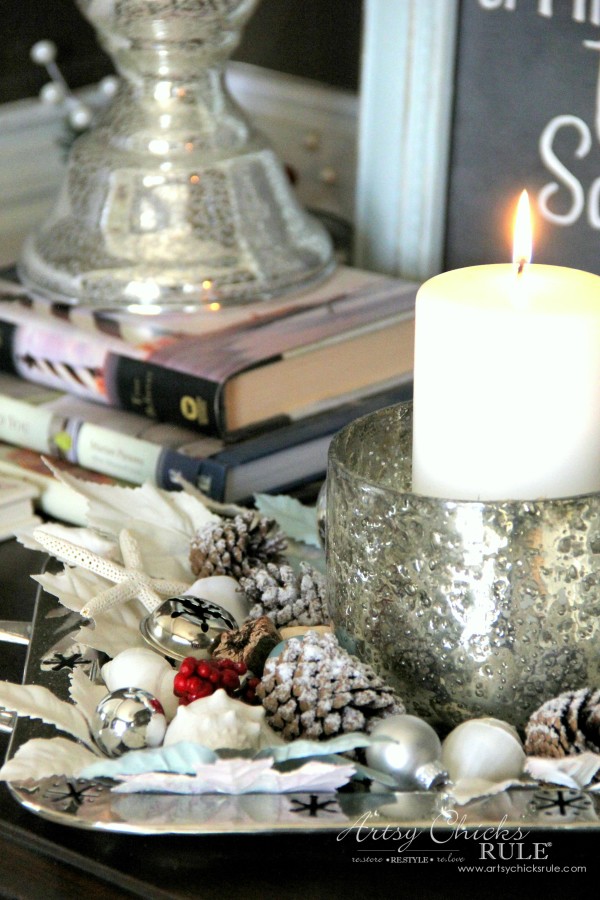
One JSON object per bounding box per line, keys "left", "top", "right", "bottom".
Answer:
{"left": 445, "top": 0, "right": 600, "bottom": 273}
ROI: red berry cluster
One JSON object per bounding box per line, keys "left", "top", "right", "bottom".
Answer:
{"left": 173, "top": 656, "right": 261, "bottom": 705}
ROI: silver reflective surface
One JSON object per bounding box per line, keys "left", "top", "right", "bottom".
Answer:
{"left": 19, "top": 0, "right": 334, "bottom": 312}
{"left": 327, "top": 402, "right": 600, "bottom": 730}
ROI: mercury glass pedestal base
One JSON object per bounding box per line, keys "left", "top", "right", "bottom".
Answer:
{"left": 18, "top": 0, "right": 334, "bottom": 313}
{"left": 326, "top": 402, "right": 600, "bottom": 731}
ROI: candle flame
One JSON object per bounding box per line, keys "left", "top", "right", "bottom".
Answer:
{"left": 513, "top": 190, "right": 533, "bottom": 273}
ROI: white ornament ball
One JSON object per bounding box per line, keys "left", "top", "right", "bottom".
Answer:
{"left": 441, "top": 717, "right": 526, "bottom": 784}
{"left": 186, "top": 576, "right": 250, "bottom": 624}
{"left": 101, "top": 647, "right": 177, "bottom": 720}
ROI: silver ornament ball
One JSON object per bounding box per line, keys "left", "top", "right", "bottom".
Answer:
{"left": 92, "top": 687, "right": 167, "bottom": 758}
{"left": 366, "top": 714, "right": 448, "bottom": 791}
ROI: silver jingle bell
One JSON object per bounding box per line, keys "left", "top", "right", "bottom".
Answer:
{"left": 92, "top": 687, "right": 167, "bottom": 758}
{"left": 366, "top": 714, "right": 448, "bottom": 791}
{"left": 140, "top": 594, "right": 238, "bottom": 660}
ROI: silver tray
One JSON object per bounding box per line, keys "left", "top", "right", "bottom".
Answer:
{"left": 3, "top": 576, "right": 600, "bottom": 836}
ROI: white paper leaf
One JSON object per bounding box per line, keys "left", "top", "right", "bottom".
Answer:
{"left": 48, "top": 467, "right": 217, "bottom": 580}
{"left": 0, "top": 682, "right": 93, "bottom": 747}
{"left": 0, "top": 737, "right": 99, "bottom": 781}
{"left": 446, "top": 777, "right": 526, "bottom": 806}
{"left": 34, "top": 567, "right": 114, "bottom": 614}
{"left": 254, "top": 493, "right": 320, "bottom": 547}
{"left": 525, "top": 753, "right": 600, "bottom": 790}
{"left": 69, "top": 669, "right": 106, "bottom": 727}
{"left": 75, "top": 604, "right": 148, "bottom": 658}
{"left": 112, "top": 759, "right": 355, "bottom": 795}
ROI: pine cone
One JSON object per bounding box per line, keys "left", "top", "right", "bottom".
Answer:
{"left": 189, "top": 512, "right": 286, "bottom": 579}
{"left": 524, "top": 688, "right": 600, "bottom": 757}
{"left": 240, "top": 561, "right": 329, "bottom": 627}
{"left": 257, "top": 630, "right": 405, "bottom": 740}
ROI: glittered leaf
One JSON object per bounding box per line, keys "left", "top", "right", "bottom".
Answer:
{"left": 0, "top": 737, "right": 99, "bottom": 781}
{"left": 254, "top": 494, "right": 320, "bottom": 547}
{"left": 0, "top": 682, "right": 93, "bottom": 747}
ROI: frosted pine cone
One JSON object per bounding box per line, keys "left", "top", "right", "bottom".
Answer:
{"left": 189, "top": 512, "right": 286, "bottom": 579}
{"left": 240, "top": 561, "right": 329, "bottom": 627}
{"left": 257, "top": 630, "right": 405, "bottom": 740}
{"left": 524, "top": 688, "right": 600, "bottom": 757}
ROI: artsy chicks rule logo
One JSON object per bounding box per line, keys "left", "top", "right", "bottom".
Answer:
{"left": 336, "top": 810, "right": 550, "bottom": 863}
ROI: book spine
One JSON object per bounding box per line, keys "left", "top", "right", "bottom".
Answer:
{"left": 0, "top": 394, "right": 229, "bottom": 501}
{"left": 0, "top": 313, "right": 228, "bottom": 436}
{"left": 107, "top": 355, "right": 223, "bottom": 436}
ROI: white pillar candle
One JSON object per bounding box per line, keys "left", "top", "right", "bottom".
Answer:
{"left": 412, "top": 223, "right": 600, "bottom": 500}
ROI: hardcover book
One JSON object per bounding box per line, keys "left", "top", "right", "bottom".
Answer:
{"left": 0, "top": 271, "right": 417, "bottom": 438}
{"left": 0, "top": 373, "right": 413, "bottom": 504}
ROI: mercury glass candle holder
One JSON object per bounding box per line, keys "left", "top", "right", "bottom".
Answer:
{"left": 18, "top": 0, "right": 334, "bottom": 313}
{"left": 326, "top": 402, "right": 600, "bottom": 731}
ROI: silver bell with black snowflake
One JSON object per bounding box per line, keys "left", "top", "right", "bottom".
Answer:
{"left": 140, "top": 594, "right": 238, "bottom": 660}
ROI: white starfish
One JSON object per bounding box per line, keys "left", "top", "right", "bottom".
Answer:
{"left": 33, "top": 527, "right": 190, "bottom": 620}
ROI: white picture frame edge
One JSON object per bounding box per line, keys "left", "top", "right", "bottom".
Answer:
{"left": 354, "top": 0, "right": 460, "bottom": 282}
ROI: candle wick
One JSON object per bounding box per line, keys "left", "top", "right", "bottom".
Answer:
{"left": 517, "top": 258, "right": 526, "bottom": 276}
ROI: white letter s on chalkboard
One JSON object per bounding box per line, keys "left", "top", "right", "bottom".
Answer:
{"left": 538, "top": 114, "right": 591, "bottom": 225}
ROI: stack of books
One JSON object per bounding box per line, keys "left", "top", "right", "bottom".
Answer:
{"left": 0, "top": 266, "right": 417, "bottom": 524}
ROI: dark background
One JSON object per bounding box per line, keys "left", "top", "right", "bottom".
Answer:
{"left": 445, "top": 0, "right": 600, "bottom": 273}
{"left": 0, "top": 0, "right": 362, "bottom": 105}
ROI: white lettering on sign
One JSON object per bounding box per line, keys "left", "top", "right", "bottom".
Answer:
{"left": 538, "top": 41, "right": 600, "bottom": 229}
{"left": 477, "top": 0, "right": 600, "bottom": 24}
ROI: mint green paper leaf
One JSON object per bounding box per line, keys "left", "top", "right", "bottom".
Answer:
{"left": 257, "top": 732, "right": 373, "bottom": 762}
{"left": 80, "top": 741, "right": 219, "bottom": 779}
{"left": 254, "top": 493, "right": 320, "bottom": 547}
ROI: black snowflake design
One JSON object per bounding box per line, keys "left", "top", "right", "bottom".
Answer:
{"left": 43, "top": 779, "right": 103, "bottom": 813}
{"left": 170, "top": 596, "right": 236, "bottom": 632}
{"left": 289, "top": 794, "right": 340, "bottom": 818}
{"left": 42, "top": 651, "right": 92, "bottom": 672}
{"left": 531, "top": 788, "right": 593, "bottom": 818}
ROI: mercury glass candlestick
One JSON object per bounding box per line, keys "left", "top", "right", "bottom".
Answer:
{"left": 18, "top": 0, "right": 334, "bottom": 313}
{"left": 326, "top": 402, "right": 600, "bottom": 730}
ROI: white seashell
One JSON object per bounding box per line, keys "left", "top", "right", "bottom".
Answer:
{"left": 164, "top": 689, "right": 276, "bottom": 751}
{"left": 442, "top": 717, "right": 525, "bottom": 784}
{"left": 186, "top": 576, "right": 249, "bottom": 624}
{"left": 101, "top": 648, "right": 177, "bottom": 720}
